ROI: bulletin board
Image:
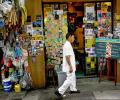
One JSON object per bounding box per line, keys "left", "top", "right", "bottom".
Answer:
{"left": 43, "top": 4, "right": 68, "bottom": 70}
{"left": 84, "top": 3, "right": 96, "bottom": 75}
{"left": 84, "top": 1, "right": 112, "bottom": 75}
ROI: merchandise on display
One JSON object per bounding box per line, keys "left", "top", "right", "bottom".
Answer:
{"left": 2, "top": 35, "right": 31, "bottom": 87}
{"left": 0, "top": 0, "right": 32, "bottom": 92}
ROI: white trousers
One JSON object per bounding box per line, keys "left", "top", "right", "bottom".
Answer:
{"left": 58, "top": 72, "right": 77, "bottom": 95}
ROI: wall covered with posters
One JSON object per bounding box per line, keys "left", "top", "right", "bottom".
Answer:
{"left": 43, "top": 1, "right": 112, "bottom": 76}
{"left": 43, "top": 4, "right": 68, "bottom": 71}
{"left": 97, "top": 2, "right": 112, "bottom": 37}
{"left": 84, "top": 2, "right": 112, "bottom": 75}
{"left": 25, "top": 0, "right": 46, "bottom": 88}
{"left": 84, "top": 3, "right": 96, "bottom": 75}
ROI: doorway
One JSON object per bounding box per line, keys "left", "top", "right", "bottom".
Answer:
{"left": 67, "top": 2, "right": 85, "bottom": 77}
{"left": 43, "top": 1, "right": 112, "bottom": 78}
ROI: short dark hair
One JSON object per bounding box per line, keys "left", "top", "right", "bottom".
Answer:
{"left": 66, "top": 32, "right": 74, "bottom": 39}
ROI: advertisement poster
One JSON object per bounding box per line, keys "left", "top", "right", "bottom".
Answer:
{"left": 85, "top": 6, "right": 95, "bottom": 23}
{"left": 97, "top": 2, "right": 112, "bottom": 36}
{"left": 44, "top": 4, "right": 67, "bottom": 66}
{"left": 84, "top": 4, "right": 96, "bottom": 75}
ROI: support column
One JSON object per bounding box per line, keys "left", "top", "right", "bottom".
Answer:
{"left": 25, "top": 0, "right": 46, "bottom": 88}
{"left": 114, "top": 0, "right": 120, "bottom": 83}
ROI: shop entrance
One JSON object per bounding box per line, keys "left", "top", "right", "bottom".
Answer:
{"left": 67, "top": 2, "right": 85, "bottom": 77}
{"left": 67, "top": 1, "right": 112, "bottom": 77}
{"left": 43, "top": 1, "right": 112, "bottom": 78}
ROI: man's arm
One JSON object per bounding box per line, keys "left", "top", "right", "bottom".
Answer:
{"left": 66, "top": 55, "right": 73, "bottom": 73}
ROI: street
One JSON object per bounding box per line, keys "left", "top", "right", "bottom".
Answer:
{"left": 1, "top": 78, "right": 120, "bottom": 100}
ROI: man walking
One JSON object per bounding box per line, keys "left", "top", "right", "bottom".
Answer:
{"left": 55, "top": 33, "right": 80, "bottom": 99}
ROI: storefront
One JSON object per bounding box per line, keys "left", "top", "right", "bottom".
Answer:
{"left": 43, "top": 0, "right": 113, "bottom": 77}
{"left": 0, "top": 0, "right": 46, "bottom": 90}
{"left": 0, "top": 0, "right": 33, "bottom": 92}
{"left": 1, "top": 0, "right": 120, "bottom": 90}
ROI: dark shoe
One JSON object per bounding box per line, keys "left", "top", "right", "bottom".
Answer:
{"left": 70, "top": 90, "right": 80, "bottom": 94}
{"left": 55, "top": 91, "right": 63, "bottom": 99}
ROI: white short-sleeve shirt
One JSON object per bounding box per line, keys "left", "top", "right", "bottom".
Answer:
{"left": 62, "top": 41, "right": 76, "bottom": 72}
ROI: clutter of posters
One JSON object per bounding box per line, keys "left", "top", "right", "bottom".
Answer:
{"left": 84, "top": 5, "right": 96, "bottom": 57}
{"left": 84, "top": 4, "right": 96, "bottom": 75}
{"left": 97, "top": 2, "right": 112, "bottom": 37}
{"left": 84, "top": 2, "right": 112, "bottom": 74}
{"left": 44, "top": 4, "right": 67, "bottom": 70}
{"left": 113, "top": 23, "right": 120, "bottom": 39}
{"left": 26, "top": 15, "right": 44, "bottom": 56}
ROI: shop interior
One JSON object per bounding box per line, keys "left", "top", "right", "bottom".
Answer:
{"left": 67, "top": 2, "right": 85, "bottom": 77}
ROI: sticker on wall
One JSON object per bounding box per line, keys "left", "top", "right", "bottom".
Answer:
{"left": 26, "top": 24, "right": 33, "bottom": 34}
{"left": 36, "top": 15, "right": 42, "bottom": 21}
{"left": 85, "top": 29, "right": 94, "bottom": 35}
{"left": 32, "top": 21, "right": 42, "bottom": 28}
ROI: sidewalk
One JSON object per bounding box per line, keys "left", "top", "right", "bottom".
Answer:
{"left": 1, "top": 78, "right": 120, "bottom": 100}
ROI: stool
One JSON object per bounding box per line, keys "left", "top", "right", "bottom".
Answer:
{"left": 46, "top": 65, "right": 56, "bottom": 87}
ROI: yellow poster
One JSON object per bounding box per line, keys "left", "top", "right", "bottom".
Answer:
{"left": 101, "top": 3, "right": 107, "bottom": 12}
{"left": 91, "top": 62, "right": 95, "bottom": 68}
{"left": 86, "top": 57, "right": 91, "bottom": 63}
{"left": 86, "top": 39, "right": 95, "bottom": 48}
{"left": 32, "top": 36, "right": 35, "bottom": 40}
{"left": 32, "top": 35, "right": 43, "bottom": 41}
{"left": 44, "top": 7, "right": 52, "bottom": 12}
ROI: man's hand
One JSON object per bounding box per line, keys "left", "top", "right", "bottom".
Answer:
{"left": 69, "top": 67, "right": 73, "bottom": 73}
{"left": 66, "top": 55, "right": 73, "bottom": 73}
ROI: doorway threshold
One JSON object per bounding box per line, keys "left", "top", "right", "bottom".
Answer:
{"left": 76, "top": 75, "right": 97, "bottom": 79}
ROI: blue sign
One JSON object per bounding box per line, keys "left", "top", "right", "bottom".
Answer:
{"left": 96, "top": 38, "right": 120, "bottom": 43}
{"left": 96, "top": 38, "right": 120, "bottom": 59}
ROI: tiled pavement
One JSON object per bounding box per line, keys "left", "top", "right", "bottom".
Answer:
{"left": 1, "top": 78, "right": 120, "bottom": 100}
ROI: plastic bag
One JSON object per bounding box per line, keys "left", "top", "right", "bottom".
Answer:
{"left": 0, "top": 1, "right": 12, "bottom": 14}
{"left": 19, "top": 72, "right": 32, "bottom": 90}
{"left": 19, "top": 0, "right": 25, "bottom": 7}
